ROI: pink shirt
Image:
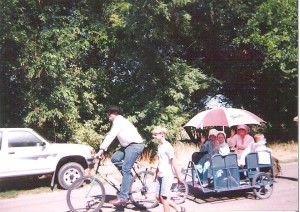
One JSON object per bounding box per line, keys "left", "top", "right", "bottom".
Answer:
{"left": 227, "top": 134, "right": 254, "bottom": 160}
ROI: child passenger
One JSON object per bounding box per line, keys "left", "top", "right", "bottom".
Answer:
{"left": 191, "top": 128, "right": 218, "bottom": 168}
{"left": 216, "top": 131, "right": 230, "bottom": 156}
{"left": 152, "top": 126, "right": 186, "bottom": 212}
{"left": 197, "top": 131, "right": 230, "bottom": 187}
{"left": 252, "top": 134, "right": 271, "bottom": 152}
{"left": 199, "top": 129, "right": 218, "bottom": 154}
{"left": 253, "top": 134, "right": 282, "bottom": 176}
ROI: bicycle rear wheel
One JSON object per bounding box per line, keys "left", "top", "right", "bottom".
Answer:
{"left": 129, "top": 170, "right": 158, "bottom": 209}
{"left": 67, "top": 176, "right": 106, "bottom": 212}
{"left": 170, "top": 177, "right": 189, "bottom": 204}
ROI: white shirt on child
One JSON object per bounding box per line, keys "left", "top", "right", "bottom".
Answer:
{"left": 157, "top": 141, "right": 175, "bottom": 177}
{"left": 218, "top": 142, "right": 230, "bottom": 156}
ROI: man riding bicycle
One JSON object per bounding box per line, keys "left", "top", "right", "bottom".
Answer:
{"left": 97, "top": 105, "right": 144, "bottom": 206}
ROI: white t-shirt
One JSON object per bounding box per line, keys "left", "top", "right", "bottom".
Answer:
{"left": 218, "top": 142, "right": 230, "bottom": 156}
{"left": 157, "top": 141, "right": 175, "bottom": 177}
{"left": 100, "top": 115, "right": 143, "bottom": 151}
{"left": 251, "top": 142, "right": 270, "bottom": 152}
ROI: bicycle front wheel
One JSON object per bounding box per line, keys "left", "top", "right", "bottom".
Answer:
{"left": 129, "top": 170, "right": 158, "bottom": 209}
{"left": 66, "top": 176, "right": 106, "bottom": 212}
{"left": 170, "top": 177, "right": 189, "bottom": 204}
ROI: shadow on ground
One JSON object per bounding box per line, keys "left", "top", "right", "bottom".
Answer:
{"left": 100, "top": 194, "right": 153, "bottom": 212}
{"left": 0, "top": 175, "right": 53, "bottom": 192}
{"left": 186, "top": 184, "right": 258, "bottom": 205}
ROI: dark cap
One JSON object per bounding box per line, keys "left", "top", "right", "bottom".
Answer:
{"left": 105, "top": 105, "right": 121, "bottom": 114}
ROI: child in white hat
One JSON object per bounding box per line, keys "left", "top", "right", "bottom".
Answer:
{"left": 252, "top": 134, "right": 271, "bottom": 152}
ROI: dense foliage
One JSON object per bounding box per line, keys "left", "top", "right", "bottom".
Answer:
{"left": 0, "top": 0, "right": 297, "bottom": 151}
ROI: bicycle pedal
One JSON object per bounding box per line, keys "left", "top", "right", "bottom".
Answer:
{"left": 170, "top": 183, "right": 177, "bottom": 190}
{"left": 113, "top": 203, "right": 127, "bottom": 208}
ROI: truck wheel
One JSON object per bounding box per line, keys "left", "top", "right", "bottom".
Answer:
{"left": 57, "top": 162, "right": 84, "bottom": 190}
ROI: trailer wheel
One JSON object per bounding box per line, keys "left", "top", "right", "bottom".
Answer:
{"left": 252, "top": 172, "right": 273, "bottom": 199}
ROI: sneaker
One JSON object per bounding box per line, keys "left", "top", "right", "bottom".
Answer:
{"left": 209, "top": 178, "right": 214, "bottom": 186}
{"left": 109, "top": 198, "right": 127, "bottom": 206}
{"left": 202, "top": 182, "right": 209, "bottom": 187}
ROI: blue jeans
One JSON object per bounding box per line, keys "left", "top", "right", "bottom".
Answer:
{"left": 197, "top": 154, "right": 211, "bottom": 184}
{"left": 111, "top": 143, "right": 144, "bottom": 201}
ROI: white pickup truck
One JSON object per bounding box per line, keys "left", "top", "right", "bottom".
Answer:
{"left": 0, "top": 128, "right": 95, "bottom": 189}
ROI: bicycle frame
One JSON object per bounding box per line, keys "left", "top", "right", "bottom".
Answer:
{"left": 92, "top": 159, "right": 154, "bottom": 193}
{"left": 67, "top": 158, "right": 188, "bottom": 211}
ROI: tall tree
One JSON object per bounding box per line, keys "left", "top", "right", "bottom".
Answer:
{"left": 0, "top": 0, "right": 214, "bottom": 146}
{"left": 0, "top": 0, "right": 297, "bottom": 146}
{"left": 230, "top": 0, "right": 298, "bottom": 140}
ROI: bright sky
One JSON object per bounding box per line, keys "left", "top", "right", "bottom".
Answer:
{"left": 205, "top": 94, "right": 231, "bottom": 109}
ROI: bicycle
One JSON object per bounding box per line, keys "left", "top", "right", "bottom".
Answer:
{"left": 66, "top": 158, "right": 189, "bottom": 212}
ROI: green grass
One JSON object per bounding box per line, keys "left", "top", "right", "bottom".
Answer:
{"left": 0, "top": 190, "right": 18, "bottom": 199}
{"left": 268, "top": 140, "right": 298, "bottom": 163}
{"left": 0, "top": 176, "right": 54, "bottom": 199}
